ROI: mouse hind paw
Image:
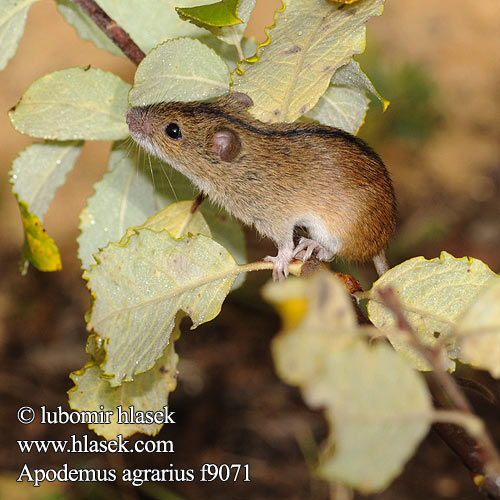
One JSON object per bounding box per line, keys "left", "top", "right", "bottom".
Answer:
{"left": 293, "top": 237, "right": 335, "bottom": 262}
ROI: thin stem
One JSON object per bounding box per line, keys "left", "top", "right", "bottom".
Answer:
{"left": 432, "top": 409, "right": 484, "bottom": 438}
{"left": 238, "top": 261, "right": 274, "bottom": 273}
{"left": 69, "top": 0, "right": 146, "bottom": 65}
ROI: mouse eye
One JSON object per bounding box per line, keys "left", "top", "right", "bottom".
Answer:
{"left": 165, "top": 122, "right": 182, "bottom": 140}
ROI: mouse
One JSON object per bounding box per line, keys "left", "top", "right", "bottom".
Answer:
{"left": 126, "top": 92, "right": 396, "bottom": 280}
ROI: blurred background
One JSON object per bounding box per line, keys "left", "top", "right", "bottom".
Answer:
{"left": 0, "top": 0, "right": 499, "bottom": 498}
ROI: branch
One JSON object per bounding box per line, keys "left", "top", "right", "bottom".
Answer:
{"left": 69, "top": 0, "right": 145, "bottom": 65}
{"left": 377, "top": 287, "right": 500, "bottom": 499}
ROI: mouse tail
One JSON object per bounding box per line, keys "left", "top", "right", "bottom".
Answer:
{"left": 372, "top": 251, "right": 390, "bottom": 277}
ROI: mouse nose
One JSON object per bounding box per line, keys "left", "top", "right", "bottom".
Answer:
{"left": 126, "top": 107, "right": 151, "bottom": 136}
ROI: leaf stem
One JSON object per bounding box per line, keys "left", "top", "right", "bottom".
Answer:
{"left": 233, "top": 34, "right": 245, "bottom": 61}
{"left": 69, "top": 0, "right": 146, "bottom": 65}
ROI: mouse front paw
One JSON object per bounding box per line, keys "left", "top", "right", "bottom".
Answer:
{"left": 264, "top": 253, "right": 291, "bottom": 281}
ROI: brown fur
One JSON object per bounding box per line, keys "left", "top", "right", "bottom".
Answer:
{"left": 126, "top": 92, "right": 396, "bottom": 262}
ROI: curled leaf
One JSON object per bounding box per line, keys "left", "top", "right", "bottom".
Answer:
{"left": 10, "top": 141, "right": 81, "bottom": 274}
{"left": 176, "top": 0, "right": 242, "bottom": 28}
{"left": 18, "top": 201, "right": 62, "bottom": 273}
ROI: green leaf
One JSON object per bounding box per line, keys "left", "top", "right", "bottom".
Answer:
{"left": 9, "top": 68, "right": 130, "bottom": 140}
{"left": 151, "top": 164, "right": 248, "bottom": 286}
{"left": 200, "top": 202, "right": 247, "bottom": 281}
{"left": 78, "top": 143, "right": 247, "bottom": 280}
{"left": 366, "top": 252, "right": 498, "bottom": 371}
{"left": 18, "top": 201, "right": 62, "bottom": 273}
{"left": 78, "top": 142, "right": 159, "bottom": 270}
{"left": 129, "top": 38, "right": 230, "bottom": 107}
{"left": 305, "top": 59, "right": 387, "bottom": 135}
{"left": 176, "top": 0, "right": 257, "bottom": 56}
{"left": 56, "top": 0, "right": 124, "bottom": 58}
{"left": 85, "top": 228, "right": 240, "bottom": 386}
{"left": 89, "top": 0, "right": 217, "bottom": 55}
{"left": 176, "top": 0, "right": 242, "bottom": 27}
{"left": 0, "top": 0, "right": 39, "bottom": 71}
{"left": 231, "top": 0, "right": 384, "bottom": 123}
{"left": 456, "top": 278, "right": 500, "bottom": 378}
{"left": 10, "top": 140, "right": 82, "bottom": 219}
{"left": 210, "top": 0, "right": 256, "bottom": 49}
{"left": 69, "top": 330, "right": 179, "bottom": 439}
{"left": 265, "top": 272, "right": 432, "bottom": 492}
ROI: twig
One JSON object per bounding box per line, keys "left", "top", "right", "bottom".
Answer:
{"left": 69, "top": 0, "right": 145, "bottom": 65}
{"left": 378, "top": 287, "right": 500, "bottom": 499}
{"left": 190, "top": 193, "right": 206, "bottom": 214}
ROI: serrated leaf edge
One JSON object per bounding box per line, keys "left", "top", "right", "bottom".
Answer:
{"left": 230, "top": 0, "right": 285, "bottom": 79}
{"left": 83, "top": 228, "right": 240, "bottom": 334}
{"left": 128, "top": 37, "right": 231, "bottom": 106}
{"left": 9, "top": 66, "right": 130, "bottom": 139}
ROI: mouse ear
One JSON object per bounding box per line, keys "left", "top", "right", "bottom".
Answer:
{"left": 213, "top": 128, "right": 241, "bottom": 162}
{"left": 216, "top": 92, "right": 253, "bottom": 112}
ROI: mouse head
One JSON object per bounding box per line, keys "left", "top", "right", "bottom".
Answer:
{"left": 126, "top": 92, "right": 254, "bottom": 172}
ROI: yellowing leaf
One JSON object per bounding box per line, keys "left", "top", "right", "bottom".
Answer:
{"left": 9, "top": 68, "right": 130, "bottom": 140}
{"left": 18, "top": 201, "right": 62, "bottom": 273}
{"left": 264, "top": 272, "right": 356, "bottom": 336}
{"left": 177, "top": 0, "right": 242, "bottom": 27}
{"left": 129, "top": 38, "right": 230, "bottom": 107}
{"left": 316, "top": 341, "right": 431, "bottom": 492}
{"left": 266, "top": 271, "right": 432, "bottom": 493}
{"left": 85, "top": 229, "right": 239, "bottom": 386}
{"left": 456, "top": 278, "right": 500, "bottom": 378}
{"left": 123, "top": 200, "right": 211, "bottom": 241}
{"left": 231, "top": 0, "right": 384, "bottom": 123}
{"left": 10, "top": 141, "right": 81, "bottom": 274}
{"left": 367, "top": 252, "right": 498, "bottom": 371}
{"left": 0, "top": 0, "right": 39, "bottom": 71}
{"left": 69, "top": 331, "right": 179, "bottom": 440}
